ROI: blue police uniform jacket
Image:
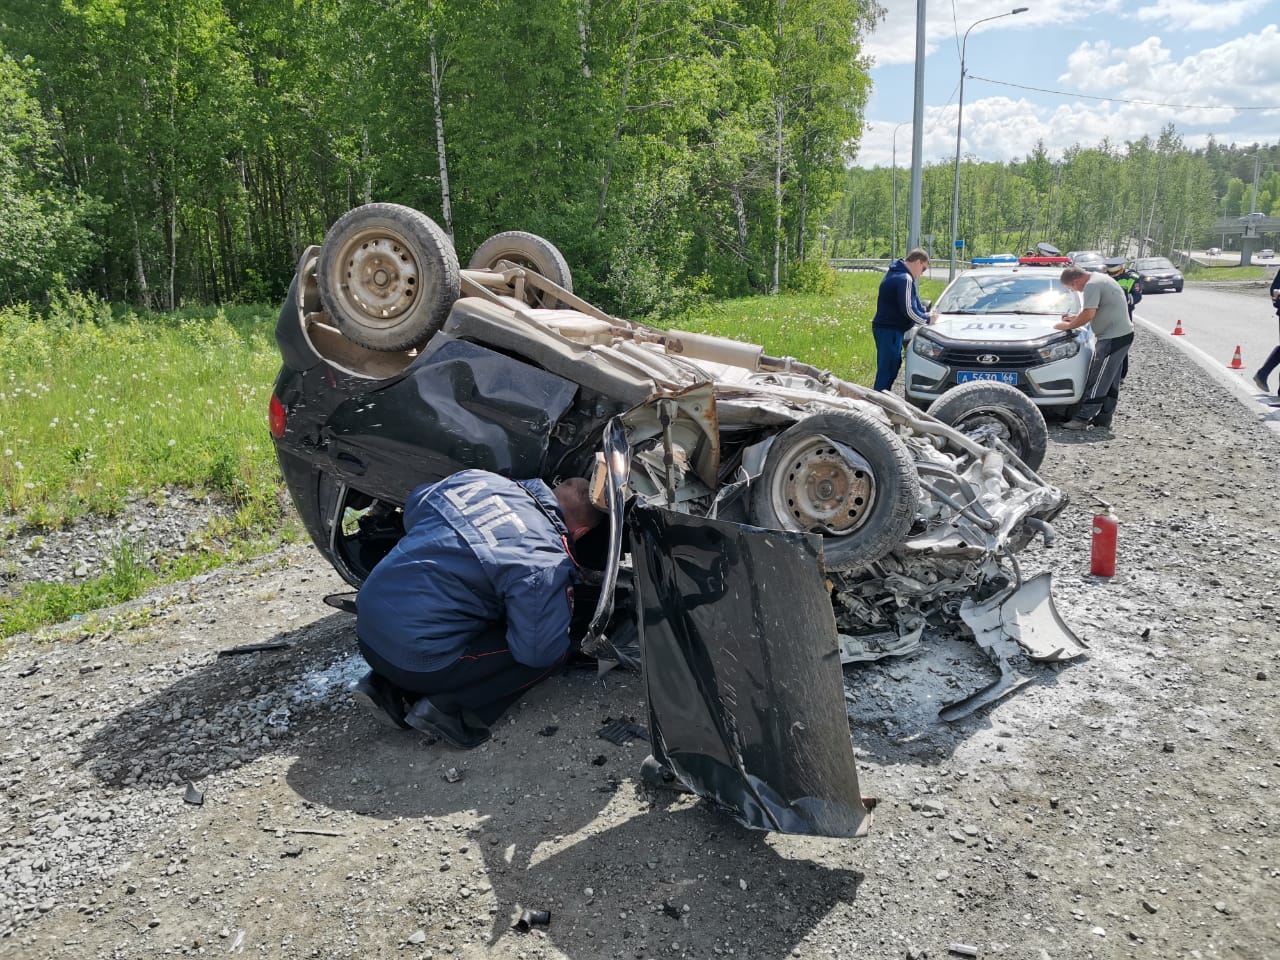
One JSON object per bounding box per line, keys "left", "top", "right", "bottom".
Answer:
{"left": 871, "top": 258, "right": 930, "bottom": 332}
{"left": 356, "top": 470, "right": 579, "bottom": 672}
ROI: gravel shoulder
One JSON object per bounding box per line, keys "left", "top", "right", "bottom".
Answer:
{"left": 3, "top": 324, "right": 1279, "bottom": 960}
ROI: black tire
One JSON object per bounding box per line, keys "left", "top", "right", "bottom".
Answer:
{"left": 317, "top": 203, "right": 460, "bottom": 352}
{"left": 748, "top": 410, "right": 920, "bottom": 571}
{"left": 928, "top": 381, "right": 1048, "bottom": 472}
{"left": 468, "top": 231, "right": 572, "bottom": 308}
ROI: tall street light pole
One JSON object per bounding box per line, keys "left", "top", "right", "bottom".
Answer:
{"left": 949, "top": 7, "right": 1028, "bottom": 281}
{"left": 907, "top": 0, "right": 926, "bottom": 252}
{"left": 891, "top": 120, "right": 910, "bottom": 260}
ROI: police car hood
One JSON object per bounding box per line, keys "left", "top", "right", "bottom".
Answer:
{"left": 929, "top": 311, "right": 1062, "bottom": 344}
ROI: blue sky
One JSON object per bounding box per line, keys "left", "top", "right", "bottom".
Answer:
{"left": 856, "top": 0, "right": 1280, "bottom": 168}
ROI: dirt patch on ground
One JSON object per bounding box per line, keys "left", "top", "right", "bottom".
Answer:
{"left": 2, "top": 325, "right": 1279, "bottom": 959}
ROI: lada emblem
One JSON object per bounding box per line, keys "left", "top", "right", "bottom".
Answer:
{"left": 976, "top": 354, "right": 1000, "bottom": 364}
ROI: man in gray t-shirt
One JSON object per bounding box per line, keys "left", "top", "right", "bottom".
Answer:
{"left": 1054, "top": 266, "right": 1136, "bottom": 431}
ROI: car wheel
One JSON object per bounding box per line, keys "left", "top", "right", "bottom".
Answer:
{"left": 468, "top": 231, "right": 572, "bottom": 308}
{"left": 317, "top": 203, "right": 460, "bottom": 352}
{"left": 928, "top": 381, "right": 1048, "bottom": 472}
{"left": 748, "top": 409, "right": 919, "bottom": 571}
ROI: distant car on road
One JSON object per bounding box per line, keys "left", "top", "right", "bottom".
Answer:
{"left": 1017, "top": 242, "right": 1071, "bottom": 267}
{"left": 1133, "top": 256, "right": 1184, "bottom": 293}
{"left": 1260, "top": 248, "right": 1275, "bottom": 259}
{"left": 1206, "top": 247, "right": 1221, "bottom": 255}
{"left": 1069, "top": 251, "right": 1106, "bottom": 272}
{"left": 904, "top": 266, "right": 1091, "bottom": 418}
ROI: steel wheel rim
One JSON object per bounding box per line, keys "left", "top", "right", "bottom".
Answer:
{"left": 335, "top": 229, "right": 420, "bottom": 327}
{"left": 769, "top": 436, "right": 876, "bottom": 536}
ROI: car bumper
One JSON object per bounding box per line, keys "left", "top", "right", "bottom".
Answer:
{"left": 905, "top": 352, "right": 1089, "bottom": 409}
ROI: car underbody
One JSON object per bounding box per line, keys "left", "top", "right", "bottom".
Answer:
{"left": 270, "top": 204, "right": 1087, "bottom": 837}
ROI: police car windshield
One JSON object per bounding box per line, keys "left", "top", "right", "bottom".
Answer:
{"left": 935, "top": 274, "right": 1076, "bottom": 316}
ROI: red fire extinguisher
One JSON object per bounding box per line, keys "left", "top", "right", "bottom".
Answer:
{"left": 1091, "top": 503, "right": 1118, "bottom": 577}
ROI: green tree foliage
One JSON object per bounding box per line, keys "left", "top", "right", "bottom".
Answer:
{"left": 0, "top": 50, "right": 102, "bottom": 304}
{"left": 1, "top": 0, "right": 883, "bottom": 315}
{"left": 845, "top": 125, "right": 1276, "bottom": 261}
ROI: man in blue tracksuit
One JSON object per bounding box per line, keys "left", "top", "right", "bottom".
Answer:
{"left": 352, "top": 469, "right": 603, "bottom": 748}
{"left": 871, "top": 247, "right": 933, "bottom": 391}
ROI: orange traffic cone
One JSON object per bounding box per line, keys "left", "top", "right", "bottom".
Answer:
{"left": 1171, "top": 319, "right": 1185, "bottom": 335}
{"left": 1229, "top": 345, "right": 1244, "bottom": 369}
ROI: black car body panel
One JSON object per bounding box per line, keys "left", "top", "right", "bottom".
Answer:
{"left": 632, "top": 506, "right": 873, "bottom": 837}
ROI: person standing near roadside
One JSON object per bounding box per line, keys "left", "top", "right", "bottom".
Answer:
{"left": 1054, "top": 265, "right": 1134, "bottom": 431}
{"left": 1104, "top": 257, "right": 1143, "bottom": 319}
{"left": 871, "top": 248, "right": 933, "bottom": 391}
{"left": 1104, "top": 257, "right": 1142, "bottom": 379}
{"left": 1251, "top": 266, "right": 1280, "bottom": 395}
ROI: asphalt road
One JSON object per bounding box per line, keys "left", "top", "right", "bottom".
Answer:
{"left": 1133, "top": 280, "right": 1280, "bottom": 431}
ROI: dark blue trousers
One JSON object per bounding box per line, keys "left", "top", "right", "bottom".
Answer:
{"left": 872, "top": 325, "right": 907, "bottom": 392}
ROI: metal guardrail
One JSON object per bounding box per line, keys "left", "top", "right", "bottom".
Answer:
{"left": 828, "top": 258, "right": 892, "bottom": 272}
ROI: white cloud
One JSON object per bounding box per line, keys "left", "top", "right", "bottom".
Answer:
{"left": 1133, "top": 0, "right": 1257, "bottom": 32}
{"left": 857, "top": 22, "right": 1280, "bottom": 166}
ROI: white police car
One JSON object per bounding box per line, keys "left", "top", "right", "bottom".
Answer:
{"left": 905, "top": 267, "right": 1091, "bottom": 417}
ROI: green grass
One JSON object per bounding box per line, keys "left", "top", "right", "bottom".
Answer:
{"left": 0, "top": 289, "right": 301, "bottom": 639}
{"left": 1183, "top": 263, "right": 1273, "bottom": 282}
{"left": 0, "top": 293, "right": 284, "bottom": 527}
{"left": 669, "top": 271, "right": 943, "bottom": 385}
{"left": 2, "top": 272, "right": 916, "bottom": 638}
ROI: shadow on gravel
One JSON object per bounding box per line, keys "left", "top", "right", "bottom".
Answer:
{"left": 286, "top": 740, "right": 865, "bottom": 958}
{"left": 76, "top": 611, "right": 358, "bottom": 788}
{"left": 75, "top": 608, "right": 868, "bottom": 956}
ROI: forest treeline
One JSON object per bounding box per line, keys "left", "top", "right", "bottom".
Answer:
{"left": 0, "top": 0, "right": 880, "bottom": 314}
{"left": 837, "top": 133, "right": 1280, "bottom": 262}
{"left": 1, "top": 1, "right": 1276, "bottom": 316}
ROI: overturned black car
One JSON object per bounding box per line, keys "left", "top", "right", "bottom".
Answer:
{"left": 269, "top": 204, "right": 1084, "bottom": 839}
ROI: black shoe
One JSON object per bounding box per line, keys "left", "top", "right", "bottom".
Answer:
{"left": 1061, "top": 418, "right": 1091, "bottom": 431}
{"left": 350, "top": 671, "right": 411, "bottom": 730}
{"left": 1253, "top": 372, "right": 1269, "bottom": 392}
{"left": 405, "top": 697, "right": 491, "bottom": 749}
{"left": 1092, "top": 417, "right": 1112, "bottom": 429}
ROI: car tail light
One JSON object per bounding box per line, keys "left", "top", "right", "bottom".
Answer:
{"left": 269, "top": 395, "right": 287, "bottom": 439}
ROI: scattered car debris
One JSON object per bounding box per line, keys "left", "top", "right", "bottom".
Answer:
{"left": 183, "top": 781, "right": 204, "bottom": 806}
{"left": 443, "top": 767, "right": 463, "bottom": 783}
{"left": 948, "top": 944, "right": 980, "bottom": 958}
{"left": 216, "top": 642, "right": 291, "bottom": 658}
{"left": 597, "top": 717, "right": 648, "bottom": 745}
{"left": 513, "top": 908, "right": 551, "bottom": 932}
{"left": 322, "top": 592, "right": 358, "bottom": 614}
{"left": 16, "top": 663, "right": 40, "bottom": 678}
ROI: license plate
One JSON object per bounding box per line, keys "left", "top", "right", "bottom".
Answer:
{"left": 957, "top": 370, "right": 1018, "bottom": 385}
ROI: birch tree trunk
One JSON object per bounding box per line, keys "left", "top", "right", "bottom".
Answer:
{"left": 429, "top": 32, "right": 454, "bottom": 239}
